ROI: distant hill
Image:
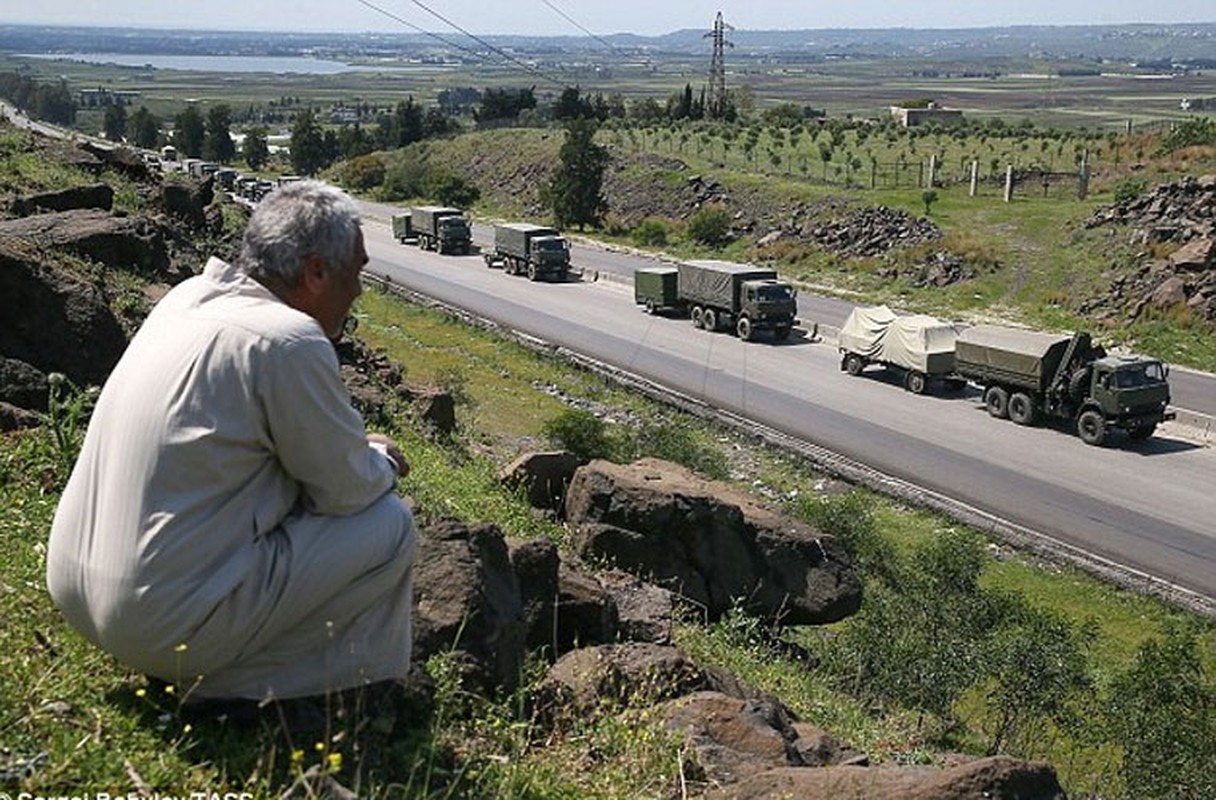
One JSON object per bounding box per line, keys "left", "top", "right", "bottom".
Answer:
{"left": 2, "top": 22, "right": 1215, "bottom": 63}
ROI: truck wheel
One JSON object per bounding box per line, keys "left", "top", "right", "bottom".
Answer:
{"left": 736, "top": 317, "right": 753, "bottom": 341}
{"left": 773, "top": 325, "right": 791, "bottom": 341}
{"left": 905, "top": 371, "right": 927, "bottom": 394}
{"left": 1077, "top": 410, "right": 1107, "bottom": 446}
{"left": 1129, "top": 423, "right": 1157, "bottom": 441}
{"left": 984, "top": 386, "right": 1010, "bottom": 419}
{"left": 844, "top": 354, "right": 864, "bottom": 376}
{"left": 702, "top": 309, "right": 718, "bottom": 332}
{"left": 644, "top": 299, "right": 656, "bottom": 315}
{"left": 691, "top": 306, "right": 704, "bottom": 328}
{"left": 1008, "top": 392, "right": 1037, "bottom": 426}
{"left": 528, "top": 263, "right": 539, "bottom": 281}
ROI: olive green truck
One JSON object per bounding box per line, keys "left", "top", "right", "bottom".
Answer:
{"left": 955, "top": 326, "right": 1174, "bottom": 445}
{"left": 485, "top": 223, "right": 570, "bottom": 281}
{"left": 412, "top": 206, "right": 472, "bottom": 255}
{"left": 636, "top": 260, "right": 797, "bottom": 342}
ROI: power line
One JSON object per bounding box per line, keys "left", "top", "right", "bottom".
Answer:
{"left": 354, "top": 0, "right": 569, "bottom": 89}
{"left": 539, "top": 0, "right": 622, "bottom": 54}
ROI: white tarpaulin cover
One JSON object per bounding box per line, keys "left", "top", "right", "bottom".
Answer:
{"left": 838, "top": 305, "right": 960, "bottom": 374}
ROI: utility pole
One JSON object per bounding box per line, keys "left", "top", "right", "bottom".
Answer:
{"left": 704, "top": 11, "right": 733, "bottom": 119}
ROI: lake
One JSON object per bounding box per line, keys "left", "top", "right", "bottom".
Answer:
{"left": 18, "top": 52, "right": 433, "bottom": 75}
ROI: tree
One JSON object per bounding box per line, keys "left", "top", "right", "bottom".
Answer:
{"left": 289, "top": 109, "right": 327, "bottom": 176}
{"left": 921, "top": 188, "right": 939, "bottom": 215}
{"left": 102, "top": 104, "right": 127, "bottom": 142}
{"left": 173, "top": 105, "right": 206, "bottom": 158}
{"left": 126, "top": 106, "right": 161, "bottom": 149}
{"left": 242, "top": 125, "right": 270, "bottom": 171}
{"left": 378, "top": 98, "right": 423, "bottom": 148}
{"left": 204, "top": 104, "right": 235, "bottom": 163}
{"left": 545, "top": 117, "right": 609, "bottom": 231}
{"left": 32, "top": 80, "right": 75, "bottom": 125}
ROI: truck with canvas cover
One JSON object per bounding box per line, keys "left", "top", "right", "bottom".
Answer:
{"left": 954, "top": 325, "right": 1174, "bottom": 445}
{"left": 391, "top": 212, "right": 414, "bottom": 243}
{"left": 412, "top": 206, "right": 472, "bottom": 255}
{"left": 633, "top": 267, "right": 680, "bottom": 314}
{"left": 677, "top": 260, "right": 797, "bottom": 341}
{"left": 486, "top": 223, "right": 570, "bottom": 281}
{"left": 838, "top": 305, "right": 962, "bottom": 394}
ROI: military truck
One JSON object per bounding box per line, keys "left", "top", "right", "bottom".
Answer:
{"left": 677, "top": 260, "right": 797, "bottom": 341}
{"left": 486, "top": 223, "right": 570, "bottom": 280}
{"left": 838, "top": 305, "right": 963, "bottom": 394}
{"left": 954, "top": 326, "right": 1174, "bottom": 445}
{"left": 634, "top": 267, "right": 680, "bottom": 314}
{"left": 412, "top": 206, "right": 472, "bottom": 255}
{"left": 391, "top": 212, "right": 415, "bottom": 244}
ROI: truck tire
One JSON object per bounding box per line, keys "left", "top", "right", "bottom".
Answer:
{"left": 773, "top": 324, "right": 791, "bottom": 341}
{"left": 1129, "top": 423, "right": 1157, "bottom": 441}
{"left": 844, "top": 354, "right": 864, "bottom": 376}
{"left": 644, "top": 299, "right": 657, "bottom": 315}
{"left": 691, "top": 306, "right": 704, "bottom": 329}
{"left": 1077, "top": 410, "right": 1107, "bottom": 446}
{"left": 702, "top": 309, "right": 718, "bottom": 332}
{"left": 736, "top": 316, "right": 752, "bottom": 341}
{"left": 1008, "top": 392, "right": 1037, "bottom": 426}
{"left": 528, "top": 262, "right": 539, "bottom": 281}
{"left": 905, "top": 371, "right": 927, "bottom": 395}
{"left": 984, "top": 386, "right": 1010, "bottom": 419}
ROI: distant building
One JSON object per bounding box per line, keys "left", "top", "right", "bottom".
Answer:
{"left": 77, "top": 88, "right": 141, "bottom": 107}
{"left": 890, "top": 102, "right": 963, "bottom": 128}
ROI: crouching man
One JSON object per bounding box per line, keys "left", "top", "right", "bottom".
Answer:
{"left": 47, "top": 180, "right": 416, "bottom": 702}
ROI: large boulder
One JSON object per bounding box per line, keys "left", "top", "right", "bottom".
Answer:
{"left": 505, "top": 536, "right": 560, "bottom": 654}
{"left": 537, "top": 643, "right": 706, "bottom": 717}
{"left": 499, "top": 450, "right": 583, "bottom": 510}
{"left": 0, "top": 236, "right": 128, "bottom": 392}
{"left": 565, "top": 458, "right": 861, "bottom": 625}
{"left": 700, "top": 756, "right": 1067, "bottom": 800}
{"left": 0, "top": 210, "right": 170, "bottom": 276}
{"left": 412, "top": 519, "right": 527, "bottom": 692}
{"left": 555, "top": 559, "right": 619, "bottom": 652}
{"left": 11, "top": 183, "right": 114, "bottom": 216}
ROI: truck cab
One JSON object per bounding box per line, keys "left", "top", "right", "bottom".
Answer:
{"left": 436, "top": 215, "right": 471, "bottom": 253}
{"left": 1082, "top": 356, "right": 1173, "bottom": 442}
{"left": 739, "top": 280, "right": 797, "bottom": 340}
{"left": 530, "top": 234, "right": 570, "bottom": 269}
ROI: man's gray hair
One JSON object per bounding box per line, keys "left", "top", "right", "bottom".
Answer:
{"left": 237, "top": 180, "right": 362, "bottom": 285}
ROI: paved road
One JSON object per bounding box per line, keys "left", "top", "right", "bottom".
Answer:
{"left": 357, "top": 212, "right": 1216, "bottom": 607}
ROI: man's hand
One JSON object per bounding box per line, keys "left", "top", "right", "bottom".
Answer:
{"left": 367, "top": 432, "right": 409, "bottom": 478}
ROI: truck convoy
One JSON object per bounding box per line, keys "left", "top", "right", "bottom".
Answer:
{"left": 839, "top": 306, "right": 1175, "bottom": 445}
{"left": 635, "top": 260, "right": 797, "bottom": 341}
{"left": 485, "top": 223, "right": 570, "bottom": 281}
{"left": 838, "top": 305, "right": 963, "bottom": 394}
{"left": 412, "top": 206, "right": 472, "bottom": 255}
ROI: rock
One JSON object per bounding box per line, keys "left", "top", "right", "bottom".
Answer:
{"left": 505, "top": 536, "right": 560, "bottom": 654}
{"left": 599, "top": 568, "right": 674, "bottom": 645}
{"left": 413, "top": 386, "right": 456, "bottom": 436}
{"left": 1168, "top": 237, "right": 1214, "bottom": 270}
{"left": 412, "top": 519, "right": 527, "bottom": 692}
{"left": 160, "top": 178, "right": 214, "bottom": 230}
{"left": 0, "top": 236, "right": 128, "bottom": 391}
{"left": 499, "top": 450, "right": 583, "bottom": 510}
{"left": 700, "top": 755, "right": 1067, "bottom": 800}
{"left": 12, "top": 184, "right": 114, "bottom": 216}
{"left": 555, "top": 559, "right": 619, "bottom": 652}
{"left": 537, "top": 643, "right": 705, "bottom": 718}
{"left": 0, "top": 400, "right": 43, "bottom": 431}
{"left": 788, "top": 722, "right": 867, "bottom": 767}
{"left": 76, "top": 142, "right": 154, "bottom": 182}
{"left": 565, "top": 458, "right": 861, "bottom": 625}
{"left": 0, "top": 357, "right": 49, "bottom": 412}
{"left": 1149, "top": 276, "right": 1189, "bottom": 308}
{"left": 0, "top": 210, "right": 171, "bottom": 276}
{"left": 757, "top": 230, "right": 785, "bottom": 247}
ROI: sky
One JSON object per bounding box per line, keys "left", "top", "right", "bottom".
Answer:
{"left": 2, "top": 0, "right": 1213, "bottom": 37}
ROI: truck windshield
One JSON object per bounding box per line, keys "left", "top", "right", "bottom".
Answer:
{"left": 756, "top": 285, "right": 794, "bottom": 301}
{"left": 1114, "top": 363, "right": 1166, "bottom": 388}
{"left": 536, "top": 239, "right": 566, "bottom": 252}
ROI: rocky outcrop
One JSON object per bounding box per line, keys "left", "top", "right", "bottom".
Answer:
{"left": 0, "top": 210, "right": 171, "bottom": 276}
{"left": 160, "top": 179, "right": 215, "bottom": 231}
{"left": 0, "top": 236, "right": 127, "bottom": 397}
{"left": 803, "top": 204, "right": 942, "bottom": 258}
{"left": 11, "top": 183, "right": 114, "bottom": 216}
{"left": 564, "top": 458, "right": 862, "bottom": 625}
{"left": 499, "top": 450, "right": 583, "bottom": 510}
{"left": 1082, "top": 175, "right": 1216, "bottom": 323}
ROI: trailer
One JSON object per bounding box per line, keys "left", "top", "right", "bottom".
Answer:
{"left": 838, "top": 305, "right": 962, "bottom": 394}
{"left": 391, "top": 212, "right": 415, "bottom": 244}
{"left": 634, "top": 267, "right": 680, "bottom": 314}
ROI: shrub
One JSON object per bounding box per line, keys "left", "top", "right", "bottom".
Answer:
{"left": 541, "top": 407, "right": 615, "bottom": 461}
{"left": 428, "top": 171, "right": 481, "bottom": 208}
{"left": 339, "top": 153, "right": 385, "bottom": 192}
{"left": 1112, "top": 177, "right": 1148, "bottom": 206}
{"left": 622, "top": 419, "right": 728, "bottom": 480}
{"left": 685, "top": 204, "right": 732, "bottom": 247}
{"left": 631, "top": 218, "right": 670, "bottom": 247}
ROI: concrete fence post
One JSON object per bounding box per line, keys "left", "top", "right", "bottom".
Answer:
{"left": 1004, "top": 164, "right": 1014, "bottom": 203}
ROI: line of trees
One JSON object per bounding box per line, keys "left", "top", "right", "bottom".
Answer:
{"left": 0, "top": 72, "right": 76, "bottom": 125}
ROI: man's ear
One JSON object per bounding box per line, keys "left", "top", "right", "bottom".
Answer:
{"left": 299, "top": 254, "right": 331, "bottom": 296}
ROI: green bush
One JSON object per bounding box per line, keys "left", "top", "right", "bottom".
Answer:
{"left": 541, "top": 407, "right": 615, "bottom": 461}
{"left": 428, "top": 171, "right": 481, "bottom": 208}
{"left": 685, "top": 204, "right": 732, "bottom": 247}
{"left": 1113, "top": 177, "right": 1148, "bottom": 205}
{"left": 1157, "top": 117, "right": 1216, "bottom": 154}
{"left": 338, "top": 153, "right": 385, "bottom": 192}
{"left": 621, "top": 419, "right": 729, "bottom": 480}
{"left": 631, "top": 218, "right": 670, "bottom": 247}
